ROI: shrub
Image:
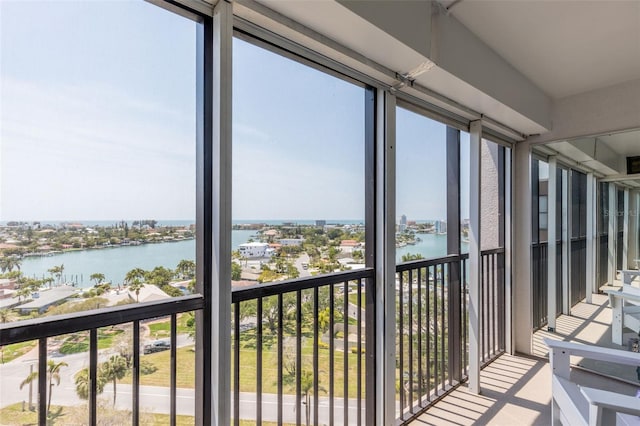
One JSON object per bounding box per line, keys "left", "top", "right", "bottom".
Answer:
{"left": 60, "top": 340, "right": 89, "bottom": 354}
{"left": 140, "top": 359, "right": 157, "bottom": 375}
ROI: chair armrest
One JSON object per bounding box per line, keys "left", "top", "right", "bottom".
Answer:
{"left": 544, "top": 338, "right": 640, "bottom": 367}
{"left": 580, "top": 386, "right": 640, "bottom": 417}
{"left": 606, "top": 287, "right": 640, "bottom": 304}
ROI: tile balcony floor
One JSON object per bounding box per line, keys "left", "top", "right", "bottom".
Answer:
{"left": 410, "top": 291, "right": 640, "bottom": 426}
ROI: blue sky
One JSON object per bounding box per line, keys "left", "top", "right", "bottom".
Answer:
{"left": 1, "top": 0, "right": 197, "bottom": 221}
{"left": 1, "top": 0, "right": 468, "bottom": 222}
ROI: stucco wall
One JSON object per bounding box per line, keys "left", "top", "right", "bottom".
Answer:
{"left": 480, "top": 140, "right": 500, "bottom": 250}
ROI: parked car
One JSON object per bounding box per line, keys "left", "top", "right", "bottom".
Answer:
{"left": 143, "top": 340, "right": 170, "bottom": 354}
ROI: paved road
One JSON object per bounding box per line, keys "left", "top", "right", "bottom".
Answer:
{"left": 294, "top": 253, "right": 311, "bottom": 278}
{"left": 0, "top": 335, "right": 192, "bottom": 411}
{"left": 1, "top": 339, "right": 370, "bottom": 424}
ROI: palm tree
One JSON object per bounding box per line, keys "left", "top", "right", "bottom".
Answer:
{"left": 300, "top": 369, "right": 326, "bottom": 426}
{"left": 127, "top": 278, "right": 144, "bottom": 302}
{"left": 125, "top": 268, "right": 146, "bottom": 283}
{"left": 0, "top": 256, "right": 21, "bottom": 273}
{"left": 100, "top": 355, "right": 128, "bottom": 406}
{"left": 20, "top": 360, "right": 68, "bottom": 414}
{"left": 125, "top": 268, "right": 146, "bottom": 302}
{"left": 90, "top": 273, "right": 105, "bottom": 286}
{"left": 13, "top": 285, "right": 31, "bottom": 302}
{"left": 41, "top": 277, "right": 54, "bottom": 289}
{"left": 20, "top": 364, "right": 37, "bottom": 411}
{"left": 0, "top": 308, "right": 13, "bottom": 323}
{"left": 175, "top": 260, "right": 195, "bottom": 280}
{"left": 46, "top": 360, "right": 67, "bottom": 413}
{"left": 47, "top": 264, "right": 64, "bottom": 285}
{"left": 74, "top": 368, "right": 105, "bottom": 400}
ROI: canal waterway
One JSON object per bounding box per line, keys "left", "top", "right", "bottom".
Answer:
{"left": 19, "top": 230, "right": 257, "bottom": 288}
{"left": 20, "top": 230, "right": 466, "bottom": 288}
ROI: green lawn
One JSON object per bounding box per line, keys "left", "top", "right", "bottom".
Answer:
{"left": 57, "top": 327, "right": 125, "bottom": 355}
{"left": 348, "top": 292, "right": 366, "bottom": 307}
{"left": 147, "top": 313, "right": 192, "bottom": 339}
{"left": 120, "top": 345, "right": 196, "bottom": 388}
{"left": 0, "top": 403, "right": 293, "bottom": 425}
{"left": 120, "top": 328, "right": 366, "bottom": 400}
{"left": 1, "top": 340, "right": 37, "bottom": 364}
{"left": 235, "top": 327, "right": 366, "bottom": 398}
{"left": 0, "top": 402, "right": 196, "bottom": 425}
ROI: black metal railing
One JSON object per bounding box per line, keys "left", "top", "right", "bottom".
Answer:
{"left": 570, "top": 237, "right": 587, "bottom": 305}
{"left": 394, "top": 253, "right": 468, "bottom": 422}
{"left": 231, "top": 268, "right": 375, "bottom": 426}
{"left": 555, "top": 241, "right": 563, "bottom": 316}
{"left": 531, "top": 242, "right": 548, "bottom": 329}
{"left": 598, "top": 234, "right": 609, "bottom": 286}
{"left": 395, "top": 248, "right": 506, "bottom": 423}
{"left": 480, "top": 248, "right": 505, "bottom": 364}
{"left": 531, "top": 240, "right": 566, "bottom": 327}
{"left": 616, "top": 230, "right": 624, "bottom": 271}
{"left": 0, "top": 295, "right": 204, "bottom": 426}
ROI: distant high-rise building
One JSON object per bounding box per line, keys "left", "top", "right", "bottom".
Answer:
{"left": 315, "top": 220, "right": 326, "bottom": 227}
{"left": 399, "top": 214, "right": 407, "bottom": 232}
{"left": 435, "top": 220, "right": 447, "bottom": 234}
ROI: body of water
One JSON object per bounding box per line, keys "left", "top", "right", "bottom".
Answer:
{"left": 19, "top": 229, "right": 459, "bottom": 288}
{"left": 20, "top": 229, "right": 258, "bottom": 288}
{"left": 396, "top": 233, "right": 469, "bottom": 261}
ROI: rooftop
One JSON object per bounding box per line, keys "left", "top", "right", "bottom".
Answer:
{"left": 16, "top": 286, "right": 78, "bottom": 312}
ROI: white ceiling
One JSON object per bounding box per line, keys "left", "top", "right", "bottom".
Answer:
{"left": 598, "top": 129, "right": 640, "bottom": 156}
{"left": 443, "top": 0, "right": 640, "bottom": 99}
{"left": 246, "top": 0, "right": 638, "bottom": 138}
{"left": 541, "top": 128, "right": 640, "bottom": 187}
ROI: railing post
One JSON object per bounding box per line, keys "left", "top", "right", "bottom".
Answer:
{"left": 38, "top": 338, "right": 47, "bottom": 426}
{"left": 89, "top": 329, "right": 98, "bottom": 426}
{"left": 133, "top": 321, "right": 140, "bottom": 426}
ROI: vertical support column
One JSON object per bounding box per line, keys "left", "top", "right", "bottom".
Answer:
{"left": 585, "top": 173, "right": 595, "bottom": 303}
{"left": 447, "top": 127, "right": 461, "bottom": 255}
{"left": 630, "top": 191, "right": 639, "bottom": 269}
{"left": 623, "top": 188, "right": 630, "bottom": 270}
{"left": 562, "top": 170, "right": 570, "bottom": 314}
{"left": 505, "top": 146, "right": 514, "bottom": 354}
{"left": 547, "top": 157, "right": 557, "bottom": 329}
{"left": 636, "top": 191, "right": 640, "bottom": 269}
{"left": 194, "top": 14, "right": 210, "bottom": 426}
{"left": 364, "top": 86, "right": 376, "bottom": 426}
{"left": 376, "top": 89, "right": 396, "bottom": 426}
{"left": 513, "top": 141, "right": 533, "bottom": 354}
{"left": 468, "top": 121, "right": 482, "bottom": 393}
{"left": 446, "top": 127, "right": 462, "bottom": 382}
{"left": 608, "top": 184, "right": 617, "bottom": 284}
{"left": 201, "top": 2, "right": 232, "bottom": 425}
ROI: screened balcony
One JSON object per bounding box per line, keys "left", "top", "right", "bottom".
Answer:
{"left": 1, "top": 1, "right": 639, "bottom": 425}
